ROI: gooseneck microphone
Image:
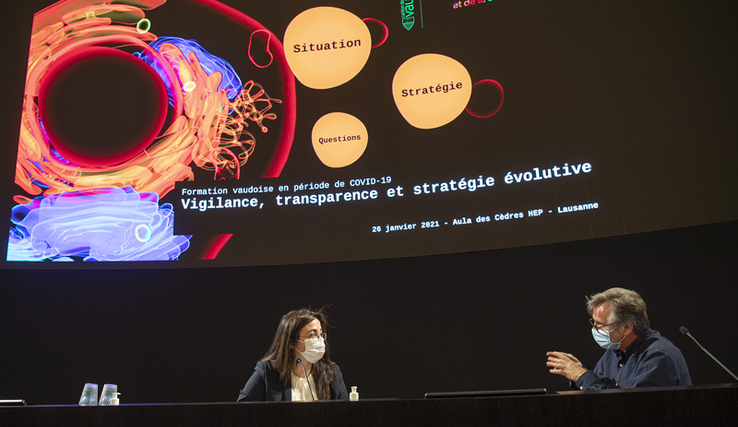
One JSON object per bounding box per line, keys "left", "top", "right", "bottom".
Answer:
{"left": 680, "top": 326, "right": 738, "bottom": 382}
{"left": 295, "top": 357, "right": 316, "bottom": 401}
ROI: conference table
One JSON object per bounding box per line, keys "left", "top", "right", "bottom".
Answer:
{"left": 1, "top": 383, "right": 735, "bottom": 426}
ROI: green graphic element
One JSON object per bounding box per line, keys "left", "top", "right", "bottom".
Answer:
{"left": 136, "top": 19, "right": 151, "bottom": 34}
{"left": 401, "top": 0, "right": 415, "bottom": 31}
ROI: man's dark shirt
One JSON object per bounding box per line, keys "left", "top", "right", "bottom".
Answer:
{"left": 576, "top": 329, "right": 692, "bottom": 390}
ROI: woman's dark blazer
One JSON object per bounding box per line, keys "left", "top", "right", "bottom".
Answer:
{"left": 237, "top": 360, "right": 348, "bottom": 401}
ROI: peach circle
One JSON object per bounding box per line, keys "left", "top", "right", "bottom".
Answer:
{"left": 392, "top": 54, "right": 472, "bottom": 129}
{"left": 284, "top": 7, "right": 372, "bottom": 89}
{"left": 312, "top": 112, "right": 368, "bottom": 168}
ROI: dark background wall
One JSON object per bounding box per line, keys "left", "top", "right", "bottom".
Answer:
{"left": 1, "top": 220, "right": 737, "bottom": 404}
{"left": 1, "top": 0, "right": 736, "bottom": 405}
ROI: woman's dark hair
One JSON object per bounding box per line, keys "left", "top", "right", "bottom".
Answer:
{"left": 262, "top": 308, "right": 336, "bottom": 400}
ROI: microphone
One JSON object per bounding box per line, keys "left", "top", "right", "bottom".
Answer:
{"left": 295, "top": 357, "right": 316, "bottom": 401}
{"left": 680, "top": 326, "right": 738, "bottom": 382}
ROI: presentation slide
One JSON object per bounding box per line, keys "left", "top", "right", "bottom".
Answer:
{"left": 4, "top": 0, "right": 737, "bottom": 267}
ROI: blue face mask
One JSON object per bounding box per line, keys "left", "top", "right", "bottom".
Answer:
{"left": 591, "top": 326, "right": 624, "bottom": 350}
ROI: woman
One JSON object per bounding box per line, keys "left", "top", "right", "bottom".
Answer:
{"left": 237, "top": 308, "right": 348, "bottom": 401}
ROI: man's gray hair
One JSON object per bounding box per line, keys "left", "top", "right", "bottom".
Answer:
{"left": 586, "top": 287, "right": 651, "bottom": 334}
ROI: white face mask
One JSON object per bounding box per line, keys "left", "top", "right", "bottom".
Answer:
{"left": 297, "top": 336, "right": 325, "bottom": 364}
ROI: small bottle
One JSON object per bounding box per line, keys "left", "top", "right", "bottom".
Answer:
{"left": 110, "top": 393, "right": 121, "bottom": 406}
{"left": 349, "top": 386, "right": 359, "bottom": 401}
{"left": 99, "top": 384, "right": 118, "bottom": 405}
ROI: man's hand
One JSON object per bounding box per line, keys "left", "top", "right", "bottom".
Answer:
{"left": 546, "top": 351, "right": 587, "bottom": 382}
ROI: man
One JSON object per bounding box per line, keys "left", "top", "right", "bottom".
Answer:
{"left": 547, "top": 287, "right": 691, "bottom": 390}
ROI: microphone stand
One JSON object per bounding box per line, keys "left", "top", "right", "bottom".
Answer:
{"left": 295, "top": 357, "right": 317, "bottom": 401}
{"left": 680, "top": 326, "right": 738, "bottom": 382}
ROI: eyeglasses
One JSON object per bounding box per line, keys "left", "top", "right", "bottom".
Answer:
{"left": 589, "top": 318, "right": 621, "bottom": 333}
{"left": 298, "top": 332, "right": 326, "bottom": 341}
